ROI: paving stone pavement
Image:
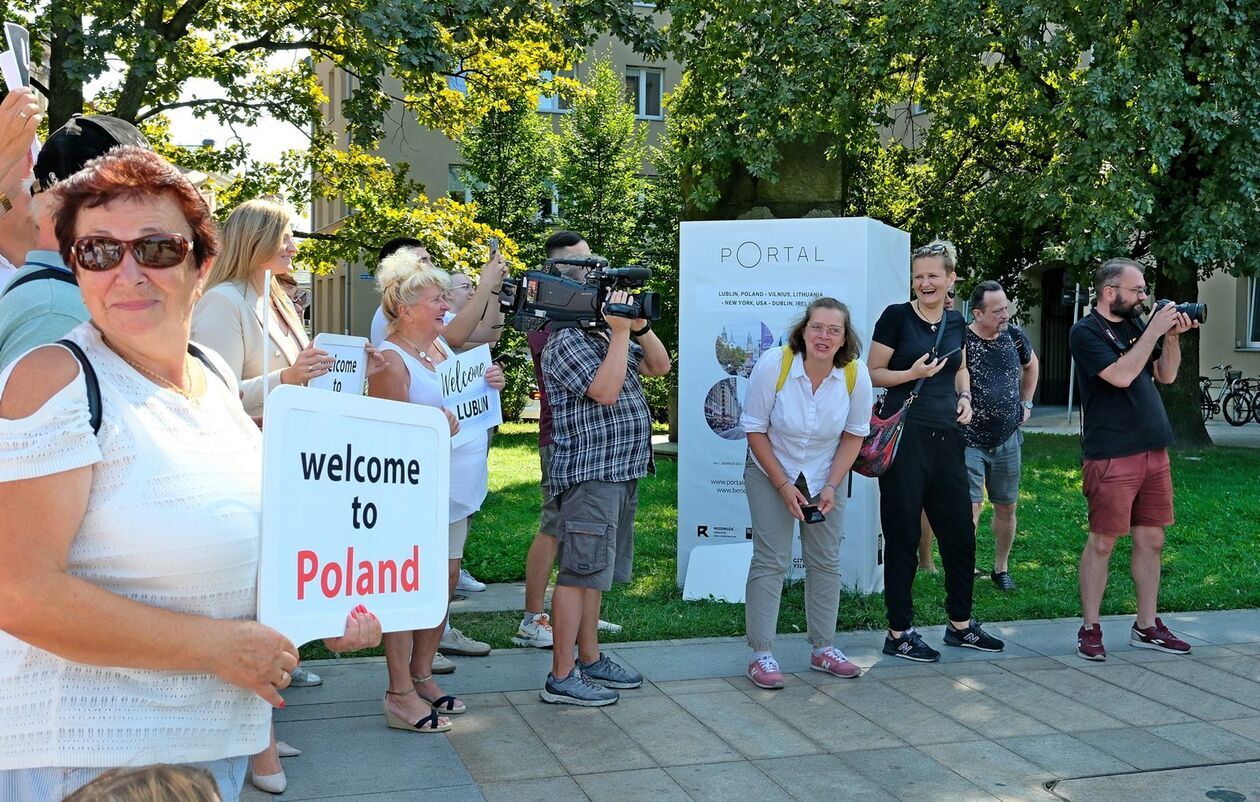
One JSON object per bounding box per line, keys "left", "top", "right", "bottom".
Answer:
{"left": 241, "top": 609, "right": 1260, "bottom": 801}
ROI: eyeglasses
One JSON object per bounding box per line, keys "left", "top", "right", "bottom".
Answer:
{"left": 72, "top": 234, "right": 192, "bottom": 271}
{"left": 912, "top": 242, "right": 950, "bottom": 258}
{"left": 807, "top": 323, "right": 845, "bottom": 338}
{"left": 1107, "top": 284, "right": 1148, "bottom": 296}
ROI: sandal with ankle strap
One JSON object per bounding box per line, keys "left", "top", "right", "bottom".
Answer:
{"left": 383, "top": 688, "right": 453, "bottom": 732}
{"left": 411, "top": 673, "right": 466, "bottom": 714}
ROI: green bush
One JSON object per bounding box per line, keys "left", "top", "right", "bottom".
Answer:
{"left": 494, "top": 328, "right": 533, "bottom": 421}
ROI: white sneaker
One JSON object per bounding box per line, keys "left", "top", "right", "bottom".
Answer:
{"left": 432, "top": 652, "right": 457, "bottom": 674}
{"left": 440, "top": 626, "right": 491, "bottom": 656}
{"left": 513, "top": 613, "right": 554, "bottom": 648}
{"left": 456, "top": 568, "right": 486, "bottom": 592}
{"left": 597, "top": 619, "right": 622, "bottom": 634}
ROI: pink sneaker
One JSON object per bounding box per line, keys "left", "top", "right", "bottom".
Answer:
{"left": 810, "top": 646, "right": 861, "bottom": 678}
{"left": 747, "top": 655, "right": 786, "bottom": 689}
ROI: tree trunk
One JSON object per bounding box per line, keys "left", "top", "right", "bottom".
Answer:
{"left": 1153, "top": 268, "right": 1212, "bottom": 448}
{"left": 47, "top": 1, "right": 86, "bottom": 130}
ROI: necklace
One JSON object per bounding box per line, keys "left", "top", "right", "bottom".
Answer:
{"left": 397, "top": 334, "right": 442, "bottom": 365}
{"left": 104, "top": 337, "right": 195, "bottom": 399}
{"left": 914, "top": 300, "right": 945, "bottom": 331}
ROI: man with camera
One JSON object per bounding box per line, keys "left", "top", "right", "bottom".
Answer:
{"left": 1069, "top": 257, "right": 1199, "bottom": 661}
{"left": 538, "top": 241, "right": 671, "bottom": 706}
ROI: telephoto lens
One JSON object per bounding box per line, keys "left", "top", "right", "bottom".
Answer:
{"left": 1154, "top": 299, "right": 1207, "bottom": 324}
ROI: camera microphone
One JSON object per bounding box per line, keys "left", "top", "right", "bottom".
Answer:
{"left": 603, "top": 267, "right": 652, "bottom": 281}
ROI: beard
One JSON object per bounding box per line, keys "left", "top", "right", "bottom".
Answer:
{"left": 1112, "top": 296, "right": 1145, "bottom": 319}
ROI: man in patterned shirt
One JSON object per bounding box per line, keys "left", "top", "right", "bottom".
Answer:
{"left": 539, "top": 270, "right": 671, "bottom": 706}
{"left": 962, "top": 281, "right": 1038, "bottom": 592}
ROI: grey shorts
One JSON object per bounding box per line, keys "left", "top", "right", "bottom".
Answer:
{"left": 555, "top": 479, "right": 638, "bottom": 591}
{"left": 966, "top": 429, "right": 1023, "bottom": 505}
{"left": 539, "top": 443, "right": 561, "bottom": 535}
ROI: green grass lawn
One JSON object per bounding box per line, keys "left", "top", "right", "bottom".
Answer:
{"left": 302, "top": 423, "right": 1260, "bottom": 659}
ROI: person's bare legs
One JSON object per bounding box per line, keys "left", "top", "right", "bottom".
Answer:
{"left": 918, "top": 510, "right": 937, "bottom": 572}
{"left": 1079, "top": 532, "right": 1117, "bottom": 625}
{"left": 578, "top": 589, "right": 602, "bottom": 666}
{"left": 524, "top": 532, "right": 557, "bottom": 614}
{"left": 385, "top": 630, "right": 448, "bottom": 726}
{"left": 249, "top": 724, "right": 281, "bottom": 779}
{"left": 411, "top": 557, "right": 461, "bottom": 701}
{"left": 992, "top": 502, "right": 1017, "bottom": 574}
{"left": 1130, "top": 525, "right": 1165, "bottom": 629}
{"left": 551, "top": 584, "right": 585, "bottom": 678}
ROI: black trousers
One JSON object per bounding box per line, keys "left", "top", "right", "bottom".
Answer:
{"left": 878, "top": 421, "right": 976, "bottom": 631}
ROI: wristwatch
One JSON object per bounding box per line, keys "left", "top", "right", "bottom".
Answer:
{"left": 1021, "top": 400, "right": 1034, "bottom": 410}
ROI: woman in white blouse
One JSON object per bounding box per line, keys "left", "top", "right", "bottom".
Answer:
{"left": 0, "top": 148, "right": 378, "bottom": 801}
{"left": 739, "top": 297, "right": 873, "bottom": 690}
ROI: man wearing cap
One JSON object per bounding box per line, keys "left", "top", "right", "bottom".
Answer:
{"left": 0, "top": 114, "right": 150, "bottom": 369}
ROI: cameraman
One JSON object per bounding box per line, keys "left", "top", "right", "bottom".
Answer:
{"left": 539, "top": 251, "right": 671, "bottom": 706}
{"left": 1069, "top": 257, "right": 1199, "bottom": 662}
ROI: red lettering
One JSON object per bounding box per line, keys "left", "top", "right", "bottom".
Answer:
{"left": 356, "top": 560, "right": 375, "bottom": 595}
{"left": 297, "top": 550, "right": 318, "bottom": 600}
{"left": 321, "top": 561, "right": 342, "bottom": 598}
{"left": 378, "top": 559, "right": 397, "bottom": 593}
{"left": 402, "top": 545, "right": 419, "bottom": 591}
{"left": 345, "top": 545, "right": 355, "bottom": 596}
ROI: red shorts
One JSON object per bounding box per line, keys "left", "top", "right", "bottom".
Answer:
{"left": 1081, "top": 449, "right": 1174, "bottom": 536}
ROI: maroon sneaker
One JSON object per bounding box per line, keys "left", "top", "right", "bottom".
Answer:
{"left": 1077, "top": 623, "right": 1106, "bottom": 661}
{"left": 1130, "top": 618, "right": 1192, "bottom": 654}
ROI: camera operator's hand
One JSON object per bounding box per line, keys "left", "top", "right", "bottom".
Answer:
{"left": 1167, "top": 311, "right": 1198, "bottom": 337}
{"left": 1145, "top": 302, "right": 1182, "bottom": 338}
{"left": 602, "top": 290, "right": 634, "bottom": 336}
{"left": 479, "top": 251, "right": 508, "bottom": 293}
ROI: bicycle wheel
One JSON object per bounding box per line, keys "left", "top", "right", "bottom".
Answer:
{"left": 1252, "top": 389, "right": 1260, "bottom": 424}
{"left": 1222, "top": 391, "right": 1252, "bottom": 427}
{"left": 1200, "top": 388, "right": 1214, "bottom": 421}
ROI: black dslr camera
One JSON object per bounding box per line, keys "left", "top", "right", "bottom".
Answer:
{"left": 1153, "top": 299, "right": 1208, "bottom": 324}
{"left": 498, "top": 256, "right": 661, "bottom": 331}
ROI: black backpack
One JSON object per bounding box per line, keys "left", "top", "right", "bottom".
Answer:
{"left": 56, "top": 339, "right": 229, "bottom": 436}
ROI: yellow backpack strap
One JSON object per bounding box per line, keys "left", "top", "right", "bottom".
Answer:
{"left": 775, "top": 345, "right": 794, "bottom": 393}
{"left": 844, "top": 360, "right": 857, "bottom": 395}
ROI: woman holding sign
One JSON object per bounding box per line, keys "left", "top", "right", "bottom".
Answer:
{"left": 191, "top": 198, "right": 332, "bottom": 417}
{"left": 0, "top": 148, "right": 379, "bottom": 801}
{"left": 369, "top": 251, "right": 506, "bottom": 732}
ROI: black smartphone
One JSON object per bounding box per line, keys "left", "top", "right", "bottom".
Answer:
{"left": 801, "top": 504, "right": 826, "bottom": 524}
{"left": 933, "top": 346, "right": 961, "bottom": 361}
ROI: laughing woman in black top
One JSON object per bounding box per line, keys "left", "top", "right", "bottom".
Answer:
{"left": 867, "top": 241, "right": 1005, "bottom": 661}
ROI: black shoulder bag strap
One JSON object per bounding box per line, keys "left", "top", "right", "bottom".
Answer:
{"left": 56, "top": 339, "right": 232, "bottom": 436}
{"left": 3, "top": 267, "right": 78, "bottom": 296}
{"left": 910, "top": 311, "right": 951, "bottom": 401}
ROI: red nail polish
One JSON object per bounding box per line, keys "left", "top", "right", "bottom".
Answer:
{"left": 278, "top": 701, "right": 285, "bottom": 709}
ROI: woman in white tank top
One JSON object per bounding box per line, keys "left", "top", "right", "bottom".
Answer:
{"left": 369, "top": 249, "right": 506, "bottom": 733}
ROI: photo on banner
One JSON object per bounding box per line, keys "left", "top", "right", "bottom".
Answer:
{"left": 677, "top": 218, "right": 909, "bottom": 595}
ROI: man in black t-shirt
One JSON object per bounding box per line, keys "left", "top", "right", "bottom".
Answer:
{"left": 962, "top": 281, "right": 1038, "bottom": 593}
{"left": 1068, "top": 257, "right": 1198, "bottom": 662}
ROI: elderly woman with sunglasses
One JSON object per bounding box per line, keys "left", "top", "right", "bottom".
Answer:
{"left": 0, "top": 148, "right": 379, "bottom": 801}
{"left": 739, "top": 297, "right": 873, "bottom": 689}
{"left": 868, "top": 240, "right": 1004, "bottom": 663}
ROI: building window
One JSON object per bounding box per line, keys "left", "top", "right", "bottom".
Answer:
{"left": 448, "top": 165, "right": 474, "bottom": 203}
{"left": 538, "top": 181, "right": 560, "bottom": 221}
{"left": 538, "top": 70, "right": 573, "bottom": 113}
{"left": 624, "top": 67, "right": 663, "bottom": 119}
{"left": 1248, "top": 277, "right": 1260, "bottom": 348}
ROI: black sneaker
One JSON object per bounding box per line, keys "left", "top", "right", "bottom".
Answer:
{"left": 944, "top": 620, "right": 1005, "bottom": 652}
{"left": 882, "top": 628, "right": 941, "bottom": 662}
{"left": 990, "top": 571, "right": 1017, "bottom": 592}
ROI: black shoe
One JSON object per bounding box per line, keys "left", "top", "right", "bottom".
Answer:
{"left": 882, "top": 628, "right": 941, "bottom": 662}
{"left": 944, "top": 620, "right": 1005, "bottom": 652}
{"left": 990, "top": 571, "right": 1017, "bottom": 592}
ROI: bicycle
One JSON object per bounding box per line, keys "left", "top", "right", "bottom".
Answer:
{"left": 1199, "top": 365, "right": 1249, "bottom": 425}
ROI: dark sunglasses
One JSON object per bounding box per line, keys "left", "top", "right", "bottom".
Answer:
{"left": 72, "top": 234, "right": 192, "bottom": 271}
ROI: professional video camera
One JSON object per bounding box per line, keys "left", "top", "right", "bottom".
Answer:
{"left": 498, "top": 256, "right": 661, "bottom": 331}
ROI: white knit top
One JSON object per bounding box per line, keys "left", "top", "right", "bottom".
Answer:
{"left": 0, "top": 322, "right": 270, "bottom": 770}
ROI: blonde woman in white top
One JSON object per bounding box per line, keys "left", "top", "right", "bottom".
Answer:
{"left": 738, "top": 297, "right": 873, "bottom": 690}
{"left": 0, "top": 149, "right": 379, "bottom": 801}
{"left": 369, "top": 252, "right": 506, "bottom": 733}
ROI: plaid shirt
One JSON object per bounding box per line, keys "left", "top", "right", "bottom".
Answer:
{"left": 542, "top": 328, "right": 653, "bottom": 493}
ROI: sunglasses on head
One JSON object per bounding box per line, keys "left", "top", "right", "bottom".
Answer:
{"left": 72, "top": 234, "right": 192, "bottom": 272}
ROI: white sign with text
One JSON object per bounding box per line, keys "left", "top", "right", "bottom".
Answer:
{"left": 259, "top": 386, "right": 450, "bottom": 645}
{"left": 677, "top": 218, "right": 910, "bottom": 595}
{"left": 309, "top": 333, "right": 369, "bottom": 396}
{"left": 438, "top": 343, "right": 502, "bottom": 449}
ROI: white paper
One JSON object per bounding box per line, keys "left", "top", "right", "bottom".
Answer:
{"left": 437, "top": 343, "right": 502, "bottom": 448}
{"left": 309, "top": 333, "right": 368, "bottom": 395}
